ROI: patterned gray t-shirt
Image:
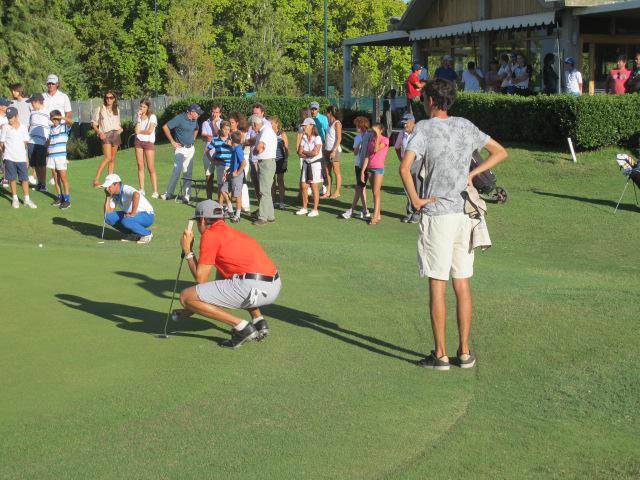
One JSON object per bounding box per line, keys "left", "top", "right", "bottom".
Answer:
{"left": 406, "top": 116, "right": 489, "bottom": 216}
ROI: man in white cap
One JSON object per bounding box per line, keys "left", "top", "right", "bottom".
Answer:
{"left": 394, "top": 112, "right": 421, "bottom": 224}
{"left": 43, "top": 74, "right": 72, "bottom": 124}
{"left": 101, "top": 174, "right": 155, "bottom": 244}
{"left": 249, "top": 114, "right": 278, "bottom": 225}
{"left": 176, "top": 199, "right": 281, "bottom": 348}
{"left": 309, "top": 101, "right": 329, "bottom": 195}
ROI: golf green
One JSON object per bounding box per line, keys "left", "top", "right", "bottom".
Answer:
{"left": 0, "top": 140, "right": 638, "bottom": 479}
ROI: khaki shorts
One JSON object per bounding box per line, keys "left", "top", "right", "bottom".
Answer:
{"left": 417, "top": 212, "right": 474, "bottom": 281}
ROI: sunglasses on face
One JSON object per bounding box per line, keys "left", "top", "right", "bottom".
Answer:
{"left": 105, "top": 96, "right": 115, "bottom": 100}
{"left": 310, "top": 108, "right": 318, "bottom": 111}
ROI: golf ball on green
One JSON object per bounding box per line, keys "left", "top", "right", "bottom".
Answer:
{"left": 38, "top": 244, "right": 43, "bottom": 248}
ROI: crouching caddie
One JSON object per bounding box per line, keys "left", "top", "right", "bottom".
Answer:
{"left": 178, "top": 199, "right": 282, "bottom": 348}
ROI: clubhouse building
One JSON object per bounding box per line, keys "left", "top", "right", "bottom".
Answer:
{"left": 343, "top": 0, "right": 640, "bottom": 105}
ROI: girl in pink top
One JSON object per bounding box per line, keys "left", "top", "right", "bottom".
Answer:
{"left": 360, "top": 123, "right": 389, "bottom": 225}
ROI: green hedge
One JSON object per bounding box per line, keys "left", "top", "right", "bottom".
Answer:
{"left": 448, "top": 92, "right": 640, "bottom": 150}
{"left": 159, "top": 96, "right": 329, "bottom": 133}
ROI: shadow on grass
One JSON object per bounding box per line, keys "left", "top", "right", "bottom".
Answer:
{"left": 52, "top": 216, "right": 122, "bottom": 240}
{"left": 115, "top": 271, "right": 192, "bottom": 299}
{"left": 263, "top": 304, "right": 424, "bottom": 364}
{"left": 533, "top": 190, "right": 640, "bottom": 213}
{"left": 55, "top": 293, "right": 226, "bottom": 342}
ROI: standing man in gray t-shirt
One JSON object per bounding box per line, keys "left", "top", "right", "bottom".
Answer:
{"left": 400, "top": 78, "right": 507, "bottom": 371}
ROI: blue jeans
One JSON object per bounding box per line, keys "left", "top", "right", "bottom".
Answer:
{"left": 106, "top": 211, "right": 154, "bottom": 236}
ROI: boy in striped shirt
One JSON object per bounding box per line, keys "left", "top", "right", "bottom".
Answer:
{"left": 47, "top": 110, "right": 73, "bottom": 208}
{"left": 206, "top": 121, "right": 233, "bottom": 214}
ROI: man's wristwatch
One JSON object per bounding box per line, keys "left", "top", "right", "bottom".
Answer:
{"left": 185, "top": 252, "right": 195, "bottom": 260}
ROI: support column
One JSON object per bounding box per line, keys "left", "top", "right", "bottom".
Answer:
{"left": 559, "top": 10, "right": 580, "bottom": 68}
{"left": 342, "top": 45, "right": 352, "bottom": 109}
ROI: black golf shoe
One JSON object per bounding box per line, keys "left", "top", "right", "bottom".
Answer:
{"left": 220, "top": 323, "right": 258, "bottom": 349}
{"left": 253, "top": 318, "right": 269, "bottom": 341}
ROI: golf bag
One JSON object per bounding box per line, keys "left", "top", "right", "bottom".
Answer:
{"left": 470, "top": 150, "right": 507, "bottom": 204}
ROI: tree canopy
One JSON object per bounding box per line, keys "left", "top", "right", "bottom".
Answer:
{"left": 0, "top": 0, "right": 410, "bottom": 99}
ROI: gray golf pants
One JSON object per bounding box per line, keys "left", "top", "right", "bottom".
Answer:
{"left": 165, "top": 146, "right": 195, "bottom": 197}
{"left": 256, "top": 158, "right": 276, "bottom": 221}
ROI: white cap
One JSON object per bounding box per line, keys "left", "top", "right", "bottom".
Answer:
{"left": 99, "top": 174, "right": 121, "bottom": 188}
{"left": 302, "top": 117, "right": 315, "bottom": 126}
{"left": 46, "top": 74, "right": 59, "bottom": 84}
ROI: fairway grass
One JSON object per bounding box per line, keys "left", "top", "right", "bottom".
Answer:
{"left": 1, "top": 140, "right": 638, "bottom": 479}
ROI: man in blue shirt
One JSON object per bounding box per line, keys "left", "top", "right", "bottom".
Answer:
{"left": 161, "top": 103, "right": 203, "bottom": 203}
{"left": 434, "top": 55, "right": 458, "bottom": 83}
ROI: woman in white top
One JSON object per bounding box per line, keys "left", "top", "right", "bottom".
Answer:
{"left": 92, "top": 90, "right": 123, "bottom": 187}
{"left": 296, "top": 118, "right": 323, "bottom": 217}
{"left": 134, "top": 99, "right": 158, "bottom": 198}
{"left": 323, "top": 105, "right": 343, "bottom": 198}
{"left": 497, "top": 54, "right": 513, "bottom": 94}
{"left": 512, "top": 54, "right": 530, "bottom": 95}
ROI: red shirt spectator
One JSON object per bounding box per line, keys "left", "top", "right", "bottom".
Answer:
{"left": 406, "top": 67, "right": 423, "bottom": 100}
{"left": 607, "top": 56, "right": 631, "bottom": 94}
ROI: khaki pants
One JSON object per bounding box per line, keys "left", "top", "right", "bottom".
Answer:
{"left": 256, "top": 158, "right": 276, "bottom": 221}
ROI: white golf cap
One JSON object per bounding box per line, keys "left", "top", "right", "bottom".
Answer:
{"left": 302, "top": 117, "right": 315, "bottom": 126}
{"left": 46, "top": 74, "right": 59, "bottom": 84}
{"left": 99, "top": 173, "right": 122, "bottom": 188}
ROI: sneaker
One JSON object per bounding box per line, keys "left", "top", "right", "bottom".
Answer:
{"left": 321, "top": 185, "right": 327, "bottom": 196}
{"left": 457, "top": 351, "right": 476, "bottom": 369}
{"left": 36, "top": 184, "right": 47, "bottom": 192}
{"left": 24, "top": 198, "right": 37, "bottom": 209}
{"left": 160, "top": 193, "right": 171, "bottom": 201}
{"left": 137, "top": 234, "right": 153, "bottom": 244}
{"left": 410, "top": 213, "right": 421, "bottom": 224}
{"left": 307, "top": 209, "right": 319, "bottom": 217}
{"left": 182, "top": 195, "right": 190, "bottom": 204}
{"left": 358, "top": 209, "right": 371, "bottom": 219}
{"left": 28, "top": 175, "right": 37, "bottom": 186}
{"left": 254, "top": 318, "right": 269, "bottom": 341}
{"left": 417, "top": 351, "right": 450, "bottom": 371}
{"left": 295, "top": 208, "right": 308, "bottom": 216}
{"left": 49, "top": 177, "right": 55, "bottom": 185}
{"left": 12, "top": 198, "right": 19, "bottom": 209}
{"left": 151, "top": 192, "right": 160, "bottom": 199}
{"left": 253, "top": 218, "right": 268, "bottom": 226}
{"left": 51, "top": 197, "right": 63, "bottom": 207}
{"left": 219, "top": 323, "right": 258, "bottom": 349}
{"left": 277, "top": 202, "right": 287, "bottom": 210}
{"left": 231, "top": 214, "right": 241, "bottom": 224}
{"left": 121, "top": 234, "right": 141, "bottom": 242}
{"left": 59, "top": 200, "right": 71, "bottom": 210}
{"left": 139, "top": 189, "right": 146, "bottom": 197}
{"left": 341, "top": 209, "right": 352, "bottom": 219}
{"left": 401, "top": 214, "right": 412, "bottom": 223}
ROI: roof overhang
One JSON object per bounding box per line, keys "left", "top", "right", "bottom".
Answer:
{"left": 573, "top": 0, "right": 640, "bottom": 16}
{"left": 409, "top": 11, "right": 556, "bottom": 41}
{"left": 343, "top": 30, "right": 411, "bottom": 47}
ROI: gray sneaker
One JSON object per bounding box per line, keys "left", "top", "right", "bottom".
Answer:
{"left": 417, "top": 351, "right": 450, "bottom": 371}
{"left": 457, "top": 351, "right": 476, "bottom": 369}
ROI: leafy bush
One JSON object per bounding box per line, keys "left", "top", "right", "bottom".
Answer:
{"left": 448, "top": 92, "right": 640, "bottom": 150}
{"left": 159, "top": 96, "right": 329, "bottom": 134}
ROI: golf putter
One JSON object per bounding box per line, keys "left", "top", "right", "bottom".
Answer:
{"left": 159, "top": 220, "right": 194, "bottom": 339}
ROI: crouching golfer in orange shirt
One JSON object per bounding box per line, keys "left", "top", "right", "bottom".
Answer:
{"left": 178, "top": 199, "right": 281, "bottom": 348}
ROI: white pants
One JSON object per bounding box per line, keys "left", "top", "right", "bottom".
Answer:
{"left": 165, "top": 146, "right": 195, "bottom": 197}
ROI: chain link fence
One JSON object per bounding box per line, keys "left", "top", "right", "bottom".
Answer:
{"left": 70, "top": 95, "right": 177, "bottom": 124}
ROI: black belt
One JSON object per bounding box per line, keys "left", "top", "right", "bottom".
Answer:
{"left": 181, "top": 144, "right": 194, "bottom": 148}
{"left": 242, "top": 272, "right": 279, "bottom": 282}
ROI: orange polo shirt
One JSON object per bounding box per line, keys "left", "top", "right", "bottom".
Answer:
{"left": 199, "top": 220, "right": 277, "bottom": 279}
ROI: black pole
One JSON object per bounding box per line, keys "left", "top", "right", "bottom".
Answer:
{"left": 154, "top": 0, "right": 159, "bottom": 97}
{"left": 308, "top": 0, "right": 311, "bottom": 96}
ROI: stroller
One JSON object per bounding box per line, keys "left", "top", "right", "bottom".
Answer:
{"left": 470, "top": 150, "right": 508, "bottom": 204}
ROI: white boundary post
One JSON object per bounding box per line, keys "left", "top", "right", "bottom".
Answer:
{"left": 567, "top": 138, "right": 577, "bottom": 163}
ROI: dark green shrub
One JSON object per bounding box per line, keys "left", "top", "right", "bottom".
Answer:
{"left": 448, "top": 92, "right": 640, "bottom": 150}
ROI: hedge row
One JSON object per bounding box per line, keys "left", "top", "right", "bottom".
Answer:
{"left": 159, "top": 96, "right": 329, "bottom": 132}
{"left": 449, "top": 92, "right": 640, "bottom": 150}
